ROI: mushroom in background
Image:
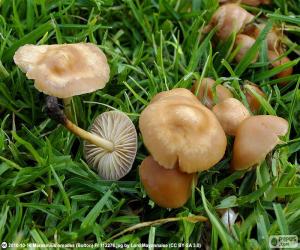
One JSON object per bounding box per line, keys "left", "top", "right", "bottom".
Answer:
{"left": 139, "top": 88, "right": 227, "bottom": 173}
{"left": 139, "top": 156, "right": 196, "bottom": 208}
{"left": 14, "top": 43, "right": 138, "bottom": 180}
{"left": 234, "top": 34, "right": 258, "bottom": 63}
{"left": 204, "top": 4, "right": 254, "bottom": 41}
{"left": 268, "top": 50, "right": 293, "bottom": 81}
{"left": 191, "top": 78, "right": 233, "bottom": 109}
{"left": 231, "top": 115, "right": 288, "bottom": 171}
{"left": 212, "top": 98, "right": 250, "bottom": 136}
{"left": 244, "top": 83, "right": 266, "bottom": 113}
{"left": 219, "top": 0, "right": 271, "bottom": 7}
{"left": 14, "top": 43, "right": 110, "bottom": 119}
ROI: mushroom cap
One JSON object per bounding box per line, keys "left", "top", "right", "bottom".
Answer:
{"left": 205, "top": 4, "right": 254, "bottom": 40}
{"left": 139, "top": 156, "right": 195, "bottom": 208}
{"left": 84, "top": 111, "right": 137, "bottom": 180}
{"left": 244, "top": 83, "right": 266, "bottom": 113}
{"left": 268, "top": 50, "right": 293, "bottom": 80}
{"left": 139, "top": 88, "right": 227, "bottom": 173}
{"left": 212, "top": 98, "right": 250, "bottom": 136}
{"left": 14, "top": 43, "right": 110, "bottom": 98}
{"left": 231, "top": 115, "right": 288, "bottom": 170}
{"left": 234, "top": 34, "right": 258, "bottom": 63}
{"left": 192, "top": 78, "right": 233, "bottom": 109}
{"left": 219, "top": 0, "right": 271, "bottom": 6}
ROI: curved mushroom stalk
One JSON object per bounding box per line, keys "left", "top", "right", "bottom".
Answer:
{"left": 46, "top": 96, "right": 138, "bottom": 180}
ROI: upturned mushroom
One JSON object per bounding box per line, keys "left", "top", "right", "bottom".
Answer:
{"left": 231, "top": 115, "right": 288, "bottom": 170}
{"left": 139, "top": 88, "right": 227, "bottom": 173}
{"left": 204, "top": 4, "right": 254, "bottom": 41}
{"left": 139, "top": 156, "right": 196, "bottom": 208}
{"left": 14, "top": 43, "right": 138, "bottom": 180}
{"left": 14, "top": 43, "right": 110, "bottom": 118}
{"left": 234, "top": 34, "right": 258, "bottom": 63}
{"left": 244, "top": 83, "right": 266, "bottom": 113}
{"left": 191, "top": 78, "right": 233, "bottom": 109}
{"left": 212, "top": 98, "right": 250, "bottom": 136}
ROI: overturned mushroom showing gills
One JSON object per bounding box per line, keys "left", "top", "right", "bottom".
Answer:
{"left": 139, "top": 88, "right": 227, "bottom": 173}
{"left": 139, "top": 156, "right": 195, "bottom": 208}
{"left": 204, "top": 4, "right": 254, "bottom": 40}
{"left": 192, "top": 78, "right": 233, "bottom": 109}
{"left": 46, "top": 97, "right": 137, "bottom": 180}
{"left": 85, "top": 111, "right": 137, "bottom": 180}
{"left": 231, "top": 115, "right": 288, "bottom": 170}
{"left": 212, "top": 98, "right": 250, "bottom": 136}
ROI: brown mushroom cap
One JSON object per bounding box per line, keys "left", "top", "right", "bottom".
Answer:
{"left": 13, "top": 43, "right": 110, "bottom": 98}
{"left": 231, "top": 115, "right": 288, "bottom": 170}
{"left": 212, "top": 98, "right": 250, "bottom": 136}
{"left": 234, "top": 34, "right": 258, "bottom": 63}
{"left": 192, "top": 78, "right": 233, "bottom": 109}
{"left": 244, "top": 83, "right": 266, "bottom": 113}
{"left": 139, "top": 88, "right": 227, "bottom": 173}
{"left": 204, "top": 4, "right": 254, "bottom": 40}
{"left": 84, "top": 111, "right": 137, "bottom": 180}
{"left": 268, "top": 50, "right": 293, "bottom": 80}
{"left": 139, "top": 156, "right": 196, "bottom": 208}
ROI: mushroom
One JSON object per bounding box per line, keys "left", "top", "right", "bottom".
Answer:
{"left": 14, "top": 43, "right": 138, "bottom": 180}
{"left": 219, "top": 0, "right": 271, "bottom": 6}
{"left": 14, "top": 43, "right": 110, "bottom": 118}
{"left": 139, "top": 156, "right": 196, "bottom": 208}
{"left": 244, "top": 83, "right": 266, "bottom": 113}
{"left": 46, "top": 97, "right": 137, "bottom": 180}
{"left": 204, "top": 4, "right": 254, "bottom": 41}
{"left": 191, "top": 78, "right": 233, "bottom": 109}
{"left": 267, "top": 50, "right": 293, "bottom": 80}
{"left": 139, "top": 88, "right": 227, "bottom": 173}
{"left": 212, "top": 98, "right": 250, "bottom": 136}
{"left": 234, "top": 34, "right": 258, "bottom": 63}
{"left": 231, "top": 115, "right": 288, "bottom": 170}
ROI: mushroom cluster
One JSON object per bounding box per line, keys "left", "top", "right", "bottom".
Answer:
{"left": 205, "top": 3, "right": 294, "bottom": 83}
{"left": 139, "top": 88, "right": 227, "bottom": 208}
{"left": 14, "top": 43, "right": 138, "bottom": 180}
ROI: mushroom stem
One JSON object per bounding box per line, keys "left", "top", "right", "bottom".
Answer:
{"left": 63, "top": 97, "right": 73, "bottom": 121}
{"left": 46, "top": 96, "right": 114, "bottom": 152}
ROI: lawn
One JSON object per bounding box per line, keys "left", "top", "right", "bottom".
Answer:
{"left": 0, "top": 0, "right": 300, "bottom": 249}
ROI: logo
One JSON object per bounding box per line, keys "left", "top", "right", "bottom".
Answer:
{"left": 269, "top": 235, "right": 298, "bottom": 248}
{"left": 1, "top": 242, "right": 7, "bottom": 249}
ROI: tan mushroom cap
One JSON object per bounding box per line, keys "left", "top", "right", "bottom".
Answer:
{"left": 139, "top": 88, "right": 227, "bottom": 173}
{"left": 192, "top": 78, "right": 233, "bottom": 109}
{"left": 13, "top": 43, "right": 110, "bottom": 98}
{"left": 219, "top": 0, "right": 271, "bottom": 6}
{"left": 231, "top": 115, "right": 288, "bottom": 170}
{"left": 84, "top": 111, "right": 137, "bottom": 180}
{"left": 268, "top": 50, "right": 293, "bottom": 80}
{"left": 212, "top": 98, "right": 250, "bottom": 136}
{"left": 139, "top": 156, "right": 196, "bottom": 208}
{"left": 234, "top": 34, "right": 258, "bottom": 63}
{"left": 244, "top": 83, "right": 266, "bottom": 113}
{"left": 204, "top": 4, "right": 254, "bottom": 40}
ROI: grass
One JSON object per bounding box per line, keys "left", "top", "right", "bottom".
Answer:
{"left": 0, "top": 0, "right": 300, "bottom": 249}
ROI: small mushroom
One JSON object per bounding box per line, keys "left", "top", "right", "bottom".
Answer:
{"left": 234, "top": 34, "right": 258, "bottom": 63}
{"left": 244, "top": 83, "right": 266, "bottom": 113}
{"left": 14, "top": 43, "right": 110, "bottom": 118}
{"left": 139, "top": 156, "right": 196, "bottom": 208}
{"left": 139, "top": 88, "right": 227, "bottom": 173}
{"left": 212, "top": 98, "right": 250, "bottom": 136}
{"left": 220, "top": 0, "right": 271, "bottom": 6}
{"left": 231, "top": 115, "right": 288, "bottom": 170}
{"left": 46, "top": 97, "right": 137, "bottom": 180}
{"left": 191, "top": 78, "right": 233, "bottom": 109}
{"left": 204, "top": 4, "right": 254, "bottom": 41}
{"left": 268, "top": 50, "right": 293, "bottom": 80}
